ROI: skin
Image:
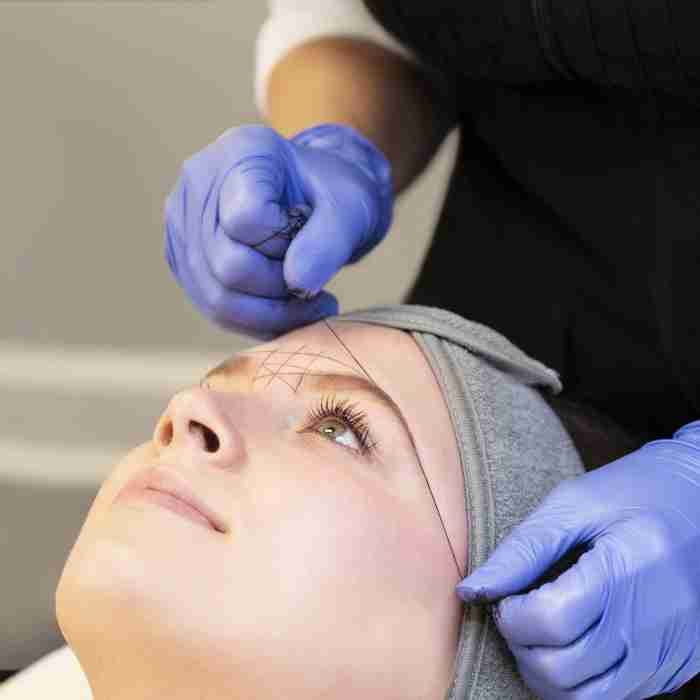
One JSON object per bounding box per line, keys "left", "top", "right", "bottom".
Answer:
{"left": 54, "top": 320, "right": 467, "bottom": 700}
{"left": 267, "top": 37, "right": 457, "bottom": 195}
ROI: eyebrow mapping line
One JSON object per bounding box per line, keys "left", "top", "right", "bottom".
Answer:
{"left": 262, "top": 345, "right": 304, "bottom": 391}
{"left": 261, "top": 344, "right": 318, "bottom": 394}
{"left": 296, "top": 348, "right": 319, "bottom": 392}
{"left": 323, "top": 319, "right": 377, "bottom": 386}
{"left": 206, "top": 348, "right": 366, "bottom": 396}
{"left": 253, "top": 347, "right": 296, "bottom": 394}
{"left": 204, "top": 349, "right": 371, "bottom": 396}
{"left": 241, "top": 349, "right": 366, "bottom": 376}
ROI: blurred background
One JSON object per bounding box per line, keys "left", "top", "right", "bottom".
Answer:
{"left": 0, "top": 1, "right": 457, "bottom": 672}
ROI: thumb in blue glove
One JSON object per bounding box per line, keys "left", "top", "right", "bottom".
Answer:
{"left": 282, "top": 123, "right": 394, "bottom": 299}
{"left": 455, "top": 419, "right": 700, "bottom": 699}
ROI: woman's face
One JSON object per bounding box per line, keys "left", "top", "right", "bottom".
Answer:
{"left": 55, "top": 320, "right": 467, "bottom": 700}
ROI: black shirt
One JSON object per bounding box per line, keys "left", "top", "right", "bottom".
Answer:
{"left": 363, "top": 0, "right": 700, "bottom": 439}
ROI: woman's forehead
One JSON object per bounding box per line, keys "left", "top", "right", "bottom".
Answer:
{"left": 248, "top": 319, "right": 448, "bottom": 444}
{"left": 246, "top": 320, "right": 418, "bottom": 380}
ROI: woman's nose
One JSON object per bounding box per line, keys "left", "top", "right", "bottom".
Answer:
{"left": 152, "top": 386, "right": 245, "bottom": 468}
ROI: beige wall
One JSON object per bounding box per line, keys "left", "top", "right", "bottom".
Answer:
{"left": 1, "top": 1, "right": 456, "bottom": 352}
{"left": 0, "top": 1, "right": 457, "bottom": 670}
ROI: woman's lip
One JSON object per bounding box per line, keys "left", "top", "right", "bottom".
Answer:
{"left": 114, "top": 466, "right": 227, "bottom": 534}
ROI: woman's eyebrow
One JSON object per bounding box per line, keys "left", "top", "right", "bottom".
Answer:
{"left": 202, "top": 349, "right": 363, "bottom": 384}
{"left": 201, "top": 354, "right": 416, "bottom": 445}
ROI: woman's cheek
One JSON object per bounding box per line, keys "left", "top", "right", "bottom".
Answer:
{"left": 262, "top": 456, "right": 419, "bottom": 604}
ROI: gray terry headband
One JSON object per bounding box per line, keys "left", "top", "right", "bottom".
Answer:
{"left": 332, "top": 304, "right": 585, "bottom": 700}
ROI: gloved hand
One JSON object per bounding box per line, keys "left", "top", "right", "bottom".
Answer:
{"left": 456, "top": 420, "right": 700, "bottom": 699}
{"left": 163, "top": 123, "right": 393, "bottom": 339}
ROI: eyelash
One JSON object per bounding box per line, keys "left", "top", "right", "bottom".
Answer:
{"left": 303, "top": 395, "right": 378, "bottom": 457}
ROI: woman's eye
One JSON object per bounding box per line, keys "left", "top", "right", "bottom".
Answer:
{"left": 315, "top": 417, "right": 361, "bottom": 451}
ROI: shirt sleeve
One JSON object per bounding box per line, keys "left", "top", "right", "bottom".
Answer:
{"left": 254, "top": 0, "right": 417, "bottom": 118}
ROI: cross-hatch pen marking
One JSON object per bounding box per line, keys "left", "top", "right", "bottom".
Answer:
{"left": 243, "top": 349, "right": 365, "bottom": 376}
{"left": 264, "top": 344, "right": 306, "bottom": 391}
{"left": 297, "top": 349, "right": 319, "bottom": 393}
{"left": 254, "top": 345, "right": 330, "bottom": 394}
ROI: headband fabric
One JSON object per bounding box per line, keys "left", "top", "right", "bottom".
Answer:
{"left": 334, "top": 305, "right": 584, "bottom": 699}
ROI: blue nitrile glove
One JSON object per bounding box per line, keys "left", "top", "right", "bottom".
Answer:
{"left": 163, "top": 123, "right": 393, "bottom": 339}
{"left": 456, "top": 420, "right": 700, "bottom": 699}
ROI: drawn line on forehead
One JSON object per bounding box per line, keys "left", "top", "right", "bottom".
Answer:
{"left": 205, "top": 360, "right": 403, "bottom": 420}
{"left": 267, "top": 372, "right": 297, "bottom": 393}
{"left": 252, "top": 348, "right": 277, "bottom": 387}
{"left": 204, "top": 345, "right": 395, "bottom": 422}
{"left": 248, "top": 348, "right": 281, "bottom": 392}
{"left": 322, "top": 319, "right": 376, "bottom": 386}
{"left": 252, "top": 371, "right": 395, "bottom": 395}
{"left": 241, "top": 349, "right": 366, "bottom": 376}
{"left": 297, "top": 349, "right": 320, "bottom": 393}
{"left": 203, "top": 351, "right": 365, "bottom": 389}
{"left": 264, "top": 344, "right": 306, "bottom": 390}
{"left": 250, "top": 362, "right": 331, "bottom": 374}
{"left": 251, "top": 347, "right": 296, "bottom": 393}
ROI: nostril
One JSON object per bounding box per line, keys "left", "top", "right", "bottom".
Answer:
{"left": 189, "top": 420, "right": 220, "bottom": 453}
{"left": 158, "top": 419, "right": 174, "bottom": 447}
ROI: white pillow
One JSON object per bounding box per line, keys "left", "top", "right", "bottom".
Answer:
{"left": 0, "top": 646, "right": 91, "bottom": 700}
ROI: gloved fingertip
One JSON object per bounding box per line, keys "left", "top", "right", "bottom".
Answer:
{"left": 455, "top": 582, "right": 493, "bottom": 604}
{"left": 311, "top": 292, "right": 339, "bottom": 319}
{"left": 283, "top": 254, "right": 330, "bottom": 302}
